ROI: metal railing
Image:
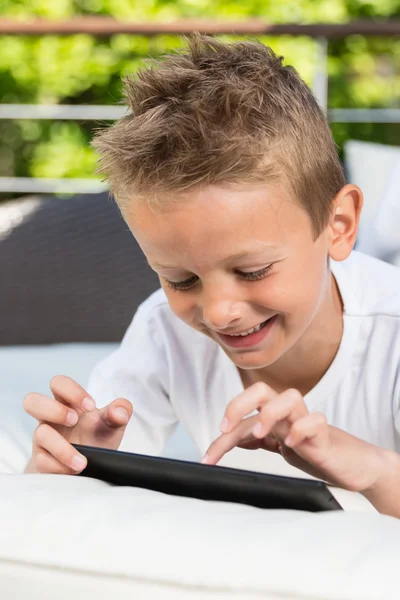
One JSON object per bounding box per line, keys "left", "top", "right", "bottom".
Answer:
{"left": 1, "top": 18, "right": 399, "bottom": 195}
{"left": 2, "top": 17, "right": 400, "bottom": 36}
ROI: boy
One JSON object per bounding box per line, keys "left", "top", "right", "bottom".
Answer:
{"left": 23, "top": 35, "right": 400, "bottom": 517}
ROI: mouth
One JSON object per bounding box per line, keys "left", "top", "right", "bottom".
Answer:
{"left": 214, "top": 315, "right": 278, "bottom": 349}
{"left": 222, "top": 319, "right": 271, "bottom": 337}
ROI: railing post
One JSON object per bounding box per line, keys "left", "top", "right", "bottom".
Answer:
{"left": 313, "top": 36, "right": 328, "bottom": 113}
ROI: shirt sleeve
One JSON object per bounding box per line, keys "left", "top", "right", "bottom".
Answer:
{"left": 86, "top": 302, "right": 178, "bottom": 456}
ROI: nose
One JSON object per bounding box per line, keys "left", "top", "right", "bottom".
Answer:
{"left": 202, "top": 288, "right": 242, "bottom": 331}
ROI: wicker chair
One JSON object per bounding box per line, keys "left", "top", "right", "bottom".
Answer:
{"left": 0, "top": 192, "right": 160, "bottom": 345}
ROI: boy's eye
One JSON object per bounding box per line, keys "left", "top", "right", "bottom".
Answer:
{"left": 237, "top": 264, "right": 273, "bottom": 281}
{"left": 164, "top": 264, "right": 273, "bottom": 292}
{"left": 165, "top": 275, "right": 199, "bottom": 291}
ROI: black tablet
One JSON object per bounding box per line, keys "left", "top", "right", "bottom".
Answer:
{"left": 73, "top": 444, "right": 342, "bottom": 512}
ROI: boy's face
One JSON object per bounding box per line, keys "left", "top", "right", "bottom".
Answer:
{"left": 127, "top": 182, "right": 335, "bottom": 371}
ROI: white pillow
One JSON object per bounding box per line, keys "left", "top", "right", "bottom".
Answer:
{"left": 344, "top": 140, "right": 400, "bottom": 263}
{"left": 369, "top": 163, "right": 400, "bottom": 264}
{"left": 0, "top": 473, "right": 398, "bottom": 600}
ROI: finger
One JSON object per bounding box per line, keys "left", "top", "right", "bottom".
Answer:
{"left": 34, "top": 423, "right": 87, "bottom": 472}
{"left": 99, "top": 398, "right": 133, "bottom": 429}
{"left": 238, "top": 434, "right": 282, "bottom": 453}
{"left": 202, "top": 417, "right": 256, "bottom": 465}
{"left": 259, "top": 435, "right": 282, "bottom": 453}
{"left": 50, "top": 375, "right": 96, "bottom": 414}
{"left": 220, "top": 382, "right": 278, "bottom": 433}
{"left": 253, "top": 388, "right": 308, "bottom": 439}
{"left": 23, "top": 393, "right": 79, "bottom": 427}
{"left": 284, "top": 412, "right": 329, "bottom": 449}
{"left": 34, "top": 448, "right": 76, "bottom": 475}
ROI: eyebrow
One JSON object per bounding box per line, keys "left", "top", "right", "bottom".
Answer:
{"left": 149, "top": 248, "right": 278, "bottom": 269}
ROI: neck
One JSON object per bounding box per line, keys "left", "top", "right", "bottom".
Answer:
{"left": 239, "top": 272, "right": 344, "bottom": 396}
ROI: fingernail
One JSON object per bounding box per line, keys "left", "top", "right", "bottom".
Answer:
{"left": 200, "top": 453, "right": 209, "bottom": 464}
{"left": 115, "top": 407, "right": 129, "bottom": 421}
{"left": 284, "top": 435, "right": 294, "bottom": 447}
{"left": 66, "top": 410, "right": 78, "bottom": 426}
{"left": 82, "top": 397, "right": 96, "bottom": 412}
{"left": 252, "top": 422, "right": 263, "bottom": 437}
{"left": 220, "top": 417, "right": 230, "bottom": 433}
{"left": 71, "top": 455, "right": 86, "bottom": 471}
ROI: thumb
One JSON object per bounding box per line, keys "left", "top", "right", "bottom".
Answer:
{"left": 99, "top": 398, "right": 133, "bottom": 429}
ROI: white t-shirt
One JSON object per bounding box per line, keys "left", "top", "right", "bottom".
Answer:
{"left": 87, "top": 250, "right": 400, "bottom": 458}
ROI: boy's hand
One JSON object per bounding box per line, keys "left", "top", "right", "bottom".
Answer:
{"left": 202, "top": 382, "right": 391, "bottom": 494}
{"left": 23, "top": 375, "right": 133, "bottom": 475}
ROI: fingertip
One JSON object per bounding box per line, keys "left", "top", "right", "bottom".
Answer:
{"left": 114, "top": 407, "right": 130, "bottom": 422}
{"left": 200, "top": 453, "right": 209, "bottom": 464}
{"left": 284, "top": 434, "right": 294, "bottom": 447}
{"left": 71, "top": 455, "right": 87, "bottom": 472}
{"left": 252, "top": 421, "right": 264, "bottom": 438}
{"left": 122, "top": 399, "right": 134, "bottom": 416}
{"left": 82, "top": 397, "right": 96, "bottom": 412}
{"left": 66, "top": 410, "right": 79, "bottom": 426}
{"left": 219, "top": 417, "right": 231, "bottom": 433}
{"left": 111, "top": 398, "right": 133, "bottom": 415}
{"left": 201, "top": 452, "right": 219, "bottom": 466}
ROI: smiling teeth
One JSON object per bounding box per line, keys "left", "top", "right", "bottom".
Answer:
{"left": 230, "top": 323, "right": 263, "bottom": 337}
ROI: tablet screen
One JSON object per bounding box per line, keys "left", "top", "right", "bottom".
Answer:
{"left": 73, "top": 444, "right": 342, "bottom": 512}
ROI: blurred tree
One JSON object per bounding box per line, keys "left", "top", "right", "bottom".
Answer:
{"left": 0, "top": 0, "right": 399, "bottom": 200}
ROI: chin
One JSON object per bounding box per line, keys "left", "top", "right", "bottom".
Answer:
{"left": 226, "top": 348, "right": 280, "bottom": 370}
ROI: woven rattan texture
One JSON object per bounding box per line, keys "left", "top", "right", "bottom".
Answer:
{"left": 0, "top": 193, "right": 160, "bottom": 344}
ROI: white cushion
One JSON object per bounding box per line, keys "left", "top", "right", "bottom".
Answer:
{"left": 1, "top": 343, "right": 396, "bottom": 599}
{"left": 344, "top": 140, "right": 400, "bottom": 263}
{"left": 365, "top": 163, "right": 400, "bottom": 263}
{"left": 1, "top": 473, "right": 400, "bottom": 600}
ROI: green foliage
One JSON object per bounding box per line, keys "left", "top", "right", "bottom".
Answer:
{"left": 0, "top": 0, "right": 400, "bottom": 200}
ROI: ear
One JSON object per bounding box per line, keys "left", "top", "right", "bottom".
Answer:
{"left": 327, "top": 184, "right": 363, "bottom": 262}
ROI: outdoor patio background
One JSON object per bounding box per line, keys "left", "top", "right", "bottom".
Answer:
{"left": 0, "top": 0, "right": 399, "bottom": 203}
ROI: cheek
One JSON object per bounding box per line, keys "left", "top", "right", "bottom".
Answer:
{"left": 282, "top": 253, "right": 328, "bottom": 319}
{"left": 162, "top": 285, "right": 198, "bottom": 325}
{"left": 259, "top": 254, "right": 328, "bottom": 319}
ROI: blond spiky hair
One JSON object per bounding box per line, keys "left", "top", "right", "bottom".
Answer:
{"left": 92, "top": 33, "right": 345, "bottom": 236}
